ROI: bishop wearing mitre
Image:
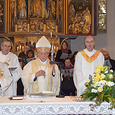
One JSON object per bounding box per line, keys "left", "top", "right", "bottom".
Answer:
{"left": 21, "top": 36, "right": 60, "bottom": 95}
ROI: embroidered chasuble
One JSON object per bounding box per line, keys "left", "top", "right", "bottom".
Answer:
{"left": 29, "top": 58, "right": 52, "bottom": 93}
{"left": 21, "top": 58, "right": 60, "bottom": 95}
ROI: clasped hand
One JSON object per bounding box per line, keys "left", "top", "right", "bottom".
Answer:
{"left": 35, "top": 70, "right": 46, "bottom": 77}
{"left": 35, "top": 64, "right": 55, "bottom": 78}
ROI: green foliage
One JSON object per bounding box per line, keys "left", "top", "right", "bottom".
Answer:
{"left": 82, "top": 65, "right": 115, "bottom": 109}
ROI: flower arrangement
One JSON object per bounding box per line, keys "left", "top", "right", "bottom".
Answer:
{"left": 82, "top": 65, "right": 115, "bottom": 109}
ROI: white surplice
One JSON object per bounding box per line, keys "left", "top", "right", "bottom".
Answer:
{"left": 0, "top": 51, "right": 22, "bottom": 96}
{"left": 0, "top": 62, "right": 13, "bottom": 96}
{"left": 73, "top": 49, "right": 104, "bottom": 96}
{"left": 21, "top": 58, "right": 60, "bottom": 95}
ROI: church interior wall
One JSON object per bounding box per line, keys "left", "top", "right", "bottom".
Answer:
{"left": 70, "top": 0, "right": 115, "bottom": 60}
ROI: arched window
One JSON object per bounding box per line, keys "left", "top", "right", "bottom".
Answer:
{"left": 98, "top": 0, "right": 107, "bottom": 30}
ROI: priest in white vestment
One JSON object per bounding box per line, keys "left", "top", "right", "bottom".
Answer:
{"left": 21, "top": 36, "right": 60, "bottom": 95}
{"left": 73, "top": 36, "right": 104, "bottom": 96}
{"left": 0, "top": 61, "right": 13, "bottom": 96}
{"left": 0, "top": 39, "right": 22, "bottom": 96}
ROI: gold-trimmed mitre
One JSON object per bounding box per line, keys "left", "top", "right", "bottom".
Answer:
{"left": 36, "top": 36, "right": 51, "bottom": 52}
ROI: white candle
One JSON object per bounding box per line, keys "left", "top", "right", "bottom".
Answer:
{"left": 50, "top": 31, "right": 52, "bottom": 38}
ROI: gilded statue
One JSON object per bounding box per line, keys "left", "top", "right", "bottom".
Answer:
{"left": 82, "top": 7, "right": 91, "bottom": 34}
{"left": 47, "top": 0, "right": 56, "bottom": 19}
{"left": 69, "top": 5, "right": 75, "bottom": 19}
{"left": 31, "top": 0, "right": 41, "bottom": 17}
{"left": 83, "top": 7, "right": 91, "bottom": 24}
{"left": 17, "top": 0, "right": 27, "bottom": 18}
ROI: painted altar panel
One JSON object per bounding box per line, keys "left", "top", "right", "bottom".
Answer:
{"left": 5, "top": 0, "right": 96, "bottom": 36}
{"left": 9, "top": 0, "right": 64, "bottom": 34}
{"left": 0, "top": 0, "right": 5, "bottom": 33}
{"left": 66, "top": 0, "right": 96, "bottom": 35}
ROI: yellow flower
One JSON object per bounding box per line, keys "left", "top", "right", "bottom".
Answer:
{"left": 106, "top": 81, "right": 109, "bottom": 85}
{"left": 93, "top": 74, "right": 104, "bottom": 83}
{"left": 94, "top": 65, "right": 108, "bottom": 74}
{"left": 98, "top": 87, "right": 103, "bottom": 92}
{"left": 91, "top": 83, "right": 97, "bottom": 87}
{"left": 108, "top": 74, "right": 113, "bottom": 79}
{"left": 94, "top": 65, "right": 102, "bottom": 74}
{"left": 101, "top": 74, "right": 106, "bottom": 79}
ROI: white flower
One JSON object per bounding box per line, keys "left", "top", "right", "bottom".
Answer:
{"left": 110, "top": 70, "right": 113, "bottom": 72}
{"left": 102, "top": 80, "right": 106, "bottom": 83}
{"left": 96, "top": 81, "right": 106, "bottom": 87}
{"left": 101, "top": 74, "right": 106, "bottom": 78}
{"left": 108, "top": 74, "right": 113, "bottom": 79}
{"left": 107, "top": 81, "right": 114, "bottom": 87}
{"left": 91, "top": 89, "right": 98, "bottom": 93}
{"left": 105, "top": 70, "right": 108, "bottom": 74}
{"left": 95, "top": 81, "right": 100, "bottom": 86}
{"left": 100, "top": 80, "right": 106, "bottom": 85}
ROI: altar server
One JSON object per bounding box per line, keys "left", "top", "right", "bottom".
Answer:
{"left": 73, "top": 35, "right": 104, "bottom": 96}
{"left": 0, "top": 39, "right": 22, "bottom": 96}
{"left": 21, "top": 36, "right": 60, "bottom": 95}
{"left": 0, "top": 61, "right": 13, "bottom": 96}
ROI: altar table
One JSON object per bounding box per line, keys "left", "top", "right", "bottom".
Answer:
{"left": 0, "top": 96, "right": 114, "bottom": 115}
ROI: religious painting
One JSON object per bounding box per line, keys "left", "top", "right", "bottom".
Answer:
{"left": 9, "top": 0, "right": 59, "bottom": 33}
{"left": 16, "top": 0, "right": 27, "bottom": 19}
{"left": 0, "top": 0, "right": 4, "bottom": 33}
{"left": 29, "top": 0, "right": 57, "bottom": 20}
{"left": 66, "top": 0, "right": 96, "bottom": 35}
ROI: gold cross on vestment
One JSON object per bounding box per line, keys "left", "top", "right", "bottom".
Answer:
{"left": 4, "top": 62, "right": 9, "bottom": 66}
{"left": 0, "top": 68, "right": 4, "bottom": 78}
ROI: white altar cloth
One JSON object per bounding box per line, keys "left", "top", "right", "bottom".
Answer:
{"left": 0, "top": 96, "right": 114, "bottom": 115}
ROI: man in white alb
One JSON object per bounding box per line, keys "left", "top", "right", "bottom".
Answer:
{"left": 21, "top": 36, "right": 60, "bottom": 95}
{"left": 0, "top": 61, "right": 13, "bottom": 96}
{"left": 0, "top": 39, "right": 22, "bottom": 96}
{"left": 73, "top": 35, "right": 104, "bottom": 96}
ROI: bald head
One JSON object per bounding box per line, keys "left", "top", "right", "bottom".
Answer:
{"left": 100, "top": 50, "right": 110, "bottom": 60}
{"left": 85, "top": 36, "right": 95, "bottom": 52}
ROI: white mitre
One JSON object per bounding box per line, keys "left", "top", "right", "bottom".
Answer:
{"left": 36, "top": 36, "right": 51, "bottom": 52}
